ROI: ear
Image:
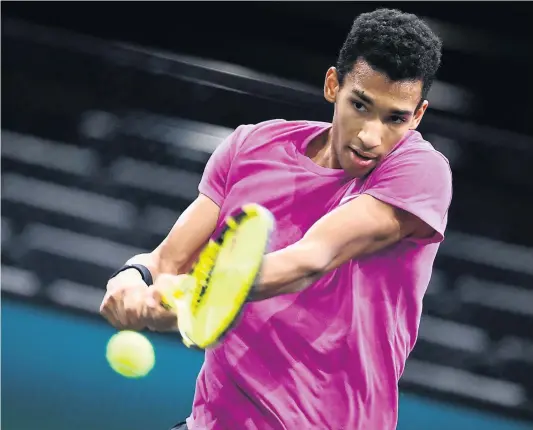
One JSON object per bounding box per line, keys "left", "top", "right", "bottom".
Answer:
{"left": 324, "top": 67, "right": 339, "bottom": 104}
{"left": 409, "top": 100, "right": 429, "bottom": 130}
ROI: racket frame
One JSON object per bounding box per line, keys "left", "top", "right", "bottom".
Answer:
{"left": 173, "top": 203, "right": 274, "bottom": 349}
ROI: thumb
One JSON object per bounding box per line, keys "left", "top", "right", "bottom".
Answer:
{"left": 145, "top": 287, "right": 175, "bottom": 312}
{"left": 153, "top": 274, "right": 196, "bottom": 308}
{"left": 145, "top": 287, "right": 162, "bottom": 308}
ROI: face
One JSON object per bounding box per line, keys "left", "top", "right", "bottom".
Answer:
{"left": 324, "top": 59, "right": 428, "bottom": 178}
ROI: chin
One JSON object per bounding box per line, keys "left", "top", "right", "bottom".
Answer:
{"left": 341, "top": 160, "right": 373, "bottom": 179}
{"left": 351, "top": 170, "right": 370, "bottom": 179}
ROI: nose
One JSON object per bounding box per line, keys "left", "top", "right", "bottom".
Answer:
{"left": 357, "top": 120, "right": 382, "bottom": 150}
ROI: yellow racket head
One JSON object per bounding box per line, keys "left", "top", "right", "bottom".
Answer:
{"left": 178, "top": 203, "right": 274, "bottom": 349}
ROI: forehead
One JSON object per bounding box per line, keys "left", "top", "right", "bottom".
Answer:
{"left": 346, "top": 60, "right": 423, "bottom": 107}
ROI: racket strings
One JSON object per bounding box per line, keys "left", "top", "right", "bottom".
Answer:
{"left": 178, "top": 205, "right": 274, "bottom": 349}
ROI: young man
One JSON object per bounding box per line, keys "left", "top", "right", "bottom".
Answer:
{"left": 101, "top": 8, "right": 452, "bottom": 430}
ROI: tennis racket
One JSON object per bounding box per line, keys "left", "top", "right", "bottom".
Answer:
{"left": 160, "top": 203, "right": 274, "bottom": 349}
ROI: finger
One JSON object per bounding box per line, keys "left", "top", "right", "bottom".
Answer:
{"left": 100, "top": 303, "right": 115, "bottom": 324}
{"left": 150, "top": 288, "right": 165, "bottom": 306}
{"left": 146, "top": 311, "right": 179, "bottom": 332}
{"left": 105, "top": 288, "right": 128, "bottom": 329}
{"left": 123, "top": 287, "right": 146, "bottom": 329}
{"left": 145, "top": 289, "right": 172, "bottom": 321}
{"left": 145, "top": 287, "right": 161, "bottom": 309}
{"left": 100, "top": 294, "right": 121, "bottom": 327}
{"left": 144, "top": 290, "right": 179, "bottom": 331}
{"left": 148, "top": 281, "right": 175, "bottom": 311}
{"left": 122, "top": 290, "right": 139, "bottom": 325}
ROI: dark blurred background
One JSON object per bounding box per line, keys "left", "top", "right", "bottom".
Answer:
{"left": 2, "top": 2, "right": 533, "bottom": 430}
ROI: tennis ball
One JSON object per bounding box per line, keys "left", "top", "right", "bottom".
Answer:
{"left": 106, "top": 331, "right": 155, "bottom": 378}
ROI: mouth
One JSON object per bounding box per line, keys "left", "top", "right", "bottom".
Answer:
{"left": 348, "top": 147, "right": 377, "bottom": 169}
{"left": 349, "top": 147, "right": 376, "bottom": 160}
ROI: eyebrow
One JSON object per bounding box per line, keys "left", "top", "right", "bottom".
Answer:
{"left": 352, "top": 89, "right": 413, "bottom": 116}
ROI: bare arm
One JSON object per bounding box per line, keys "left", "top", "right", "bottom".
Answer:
{"left": 251, "top": 194, "right": 433, "bottom": 300}
{"left": 102, "top": 123, "right": 249, "bottom": 331}
{"left": 102, "top": 194, "right": 219, "bottom": 331}
{"left": 118, "top": 194, "right": 220, "bottom": 284}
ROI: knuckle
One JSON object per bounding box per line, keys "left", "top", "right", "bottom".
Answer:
{"left": 125, "top": 307, "right": 140, "bottom": 322}
{"left": 99, "top": 302, "right": 110, "bottom": 315}
{"left": 104, "top": 296, "right": 116, "bottom": 309}
{"left": 144, "top": 303, "right": 156, "bottom": 316}
{"left": 116, "top": 284, "right": 129, "bottom": 295}
{"left": 107, "top": 279, "right": 121, "bottom": 291}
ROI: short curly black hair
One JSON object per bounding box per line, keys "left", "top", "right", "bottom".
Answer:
{"left": 336, "top": 8, "right": 443, "bottom": 100}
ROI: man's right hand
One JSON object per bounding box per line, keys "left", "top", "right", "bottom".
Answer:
{"left": 100, "top": 269, "right": 181, "bottom": 332}
{"left": 100, "top": 269, "right": 150, "bottom": 330}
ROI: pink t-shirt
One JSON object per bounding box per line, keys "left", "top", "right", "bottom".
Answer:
{"left": 187, "top": 120, "right": 453, "bottom": 430}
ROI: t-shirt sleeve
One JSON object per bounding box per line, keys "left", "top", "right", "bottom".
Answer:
{"left": 362, "top": 149, "right": 453, "bottom": 244}
{"left": 198, "top": 124, "right": 254, "bottom": 206}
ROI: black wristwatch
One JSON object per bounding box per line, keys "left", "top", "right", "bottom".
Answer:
{"left": 109, "top": 264, "right": 154, "bottom": 286}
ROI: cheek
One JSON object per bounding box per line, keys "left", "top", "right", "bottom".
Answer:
{"left": 381, "top": 127, "right": 411, "bottom": 152}
{"left": 336, "top": 105, "right": 361, "bottom": 137}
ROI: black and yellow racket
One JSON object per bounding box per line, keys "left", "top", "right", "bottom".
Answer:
{"left": 161, "top": 203, "right": 274, "bottom": 349}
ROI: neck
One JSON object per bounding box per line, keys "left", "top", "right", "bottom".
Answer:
{"left": 306, "top": 128, "right": 339, "bottom": 169}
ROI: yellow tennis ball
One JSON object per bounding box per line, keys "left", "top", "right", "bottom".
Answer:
{"left": 106, "top": 331, "right": 155, "bottom": 378}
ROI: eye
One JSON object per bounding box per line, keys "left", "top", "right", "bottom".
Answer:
{"left": 390, "top": 115, "right": 407, "bottom": 125}
{"left": 352, "top": 101, "right": 367, "bottom": 112}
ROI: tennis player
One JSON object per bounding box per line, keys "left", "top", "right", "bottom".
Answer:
{"left": 101, "top": 8, "right": 452, "bottom": 430}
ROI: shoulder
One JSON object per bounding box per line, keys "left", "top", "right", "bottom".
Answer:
{"left": 394, "top": 131, "right": 450, "bottom": 167}
{"left": 359, "top": 132, "right": 453, "bottom": 241}
{"left": 243, "top": 119, "right": 324, "bottom": 132}
{"left": 372, "top": 131, "right": 452, "bottom": 180}
{"left": 231, "top": 119, "right": 329, "bottom": 152}
{"left": 360, "top": 131, "right": 453, "bottom": 207}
